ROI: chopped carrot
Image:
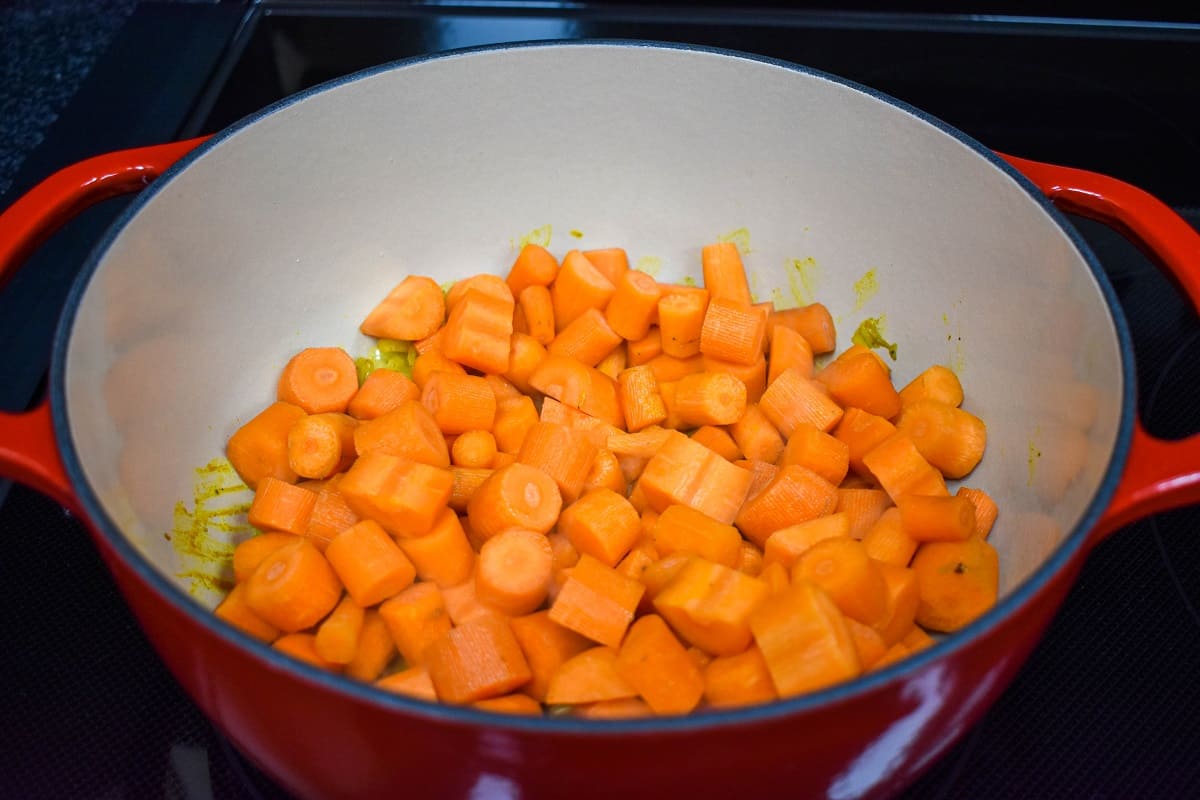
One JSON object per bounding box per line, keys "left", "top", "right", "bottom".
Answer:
{"left": 759, "top": 366, "right": 844, "bottom": 437}
{"left": 691, "top": 425, "right": 741, "bottom": 461}
{"left": 616, "top": 365, "right": 668, "bottom": 433}
{"left": 345, "top": 610, "right": 397, "bottom": 682}
{"left": 912, "top": 537, "right": 999, "bottom": 632}
{"left": 214, "top": 583, "right": 280, "bottom": 643}
{"left": 475, "top": 530, "right": 555, "bottom": 616}
{"left": 509, "top": 610, "right": 592, "bottom": 702}
{"left": 762, "top": 512, "right": 851, "bottom": 570}
{"left": 735, "top": 540, "right": 764, "bottom": 577}
{"left": 615, "top": 614, "right": 705, "bottom": 714}
{"left": 836, "top": 488, "right": 892, "bottom": 540}
{"left": 545, "top": 646, "right": 637, "bottom": 705}
{"left": 558, "top": 488, "right": 641, "bottom": 568}
{"left": 898, "top": 364, "right": 964, "bottom": 409}
{"left": 657, "top": 285, "right": 709, "bottom": 358}
{"left": 778, "top": 423, "right": 850, "bottom": 486}
{"left": 637, "top": 431, "right": 753, "bottom": 525}
{"left": 325, "top": 519, "right": 416, "bottom": 606}
{"left": 895, "top": 399, "right": 988, "bottom": 479}
{"left": 656, "top": 380, "right": 685, "bottom": 431}
{"left": 348, "top": 369, "right": 420, "bottom": 420}
{"left": 638, "top": 553, "right": 696, "bottom": 606}
{"left": 749, "top": 580, "right": 860, "bottom": 697}
{"left": 861, "top": 507, "right": 918, "bottom": 567}
{"left": 467, "top": 461, "right": 563, "bottom": 540}
{"left": 768, "top": 325, "right": 815, "bottom": 385}
{"left": 518, "top": 285, "right": 556, "bottom": 346}
{"left": 273, "top": 633, "right": 343, "bottom": 673}
{"left": 353, "top": 399, "right": 450, "bottom": 468}
{"left": 233, "top": 532, "right": 299, "bottom": 584}
{"left": 672, "top": 371, "right": 747, "bottom": 427}
{"left": 248, "top": 477, "right": 317, "bottom": 537}
{"left": 303, "top": 477, "right": 359, "bottom": 552}
{"left": 396, "top": 508, "right": 475, "bottom": 588}
{"left": 703, "top": 645, "right": 777, "bottom": 708}
{"left": 873, "top": 562, "right": 920, "bottom": 646}
{"left": 645, "top": 353, "right": 706, "bottom": 384}
{"left": 472, "top": 693, "right": 544, "bottom": 716}
{"left": 759, "top": 561, "right": 790, "bottom": 595}
{"left": 516, "top": 421, "right": 598, "bottom": 505}
{"left": 902, "top": 626, "right": 936, "bottom": 653}
{"left": 701, "top": 241, "right": 752, "bottom": 306}
{"left": 834, "top": 407, "right": 899, "bottom": 478}
{"left": 699, "top": 298, "right": 769, "bottom": 366}
{"left": 379, "top": 582, "right": 453, "bottom": 665}
{"left": 421, "top": 371, "right": 497, "bottom": 435}
{"left": 441, "top": 288, "right": 515, "bottom": 375}
{"left": 861, "top": 432, "right": 949, "bottom": 502}
{"left": 548, "top": 554, "right": 645, "bottom": 647}
{"left": 845, "top": 617, "right": 887, "bottom": 670}
{"left": 768, "top": 303, "right": 836, "bottom": 354}
{"left": 956, "top": 486, "right": 999, "bottom": 538}
{"left": 360, "top": 275, "right": 446, "bottom": 341}
{"left": 448, "top": 466, "right": 493, "bottom": 513}
{"left": 549, "top": 307, "right": 623, "bottom": 367}
{"left": 424, "top": 615, "right": 532, "bottom": 704}
{"left": 596, "top": 344, "right": 628, "bottom": 380}
{"left": 653, "top": 504, "right": 742, "bottom": 568}
{"left": 606, "top": 270, "right": 662, "bottom": 342}
{"left": 616, "top": 547, "right": 657, "bottom": 583}
{"left": 507, "top": 242, "right": 559, "bottom": 297}
{"left": 286, "top": 412, "right": 357, "bottom": 480}
{"left": 411, "top": 349, "right": 467, "bottom": 389}
{"left": 451, "top": 430, "right": 498, "bottom": 469}
{"left": 734, "top": 464, "right": 839, "bottom": 547}
{"left": 577, "top": 697, "right": 655, "bottom": 719}
{"left": 442, "top": 577, "right": 503, "bottom": 626}
{"left": 583, "top": 247, "right": 630, "bottom": 285}
{"left": 584, "top": 448, "right": 628, "bottom": 495}
{"left": 814, "top": 352, "right": 901, "bottom": 419}
{"left": 493, "top": 394, "right": 539, "bottom": 455}
{"left": 529, "top": 354, "right": 624, "bottom": 429}
{"left": 627, "top": 328, "right": 663, "bottom": 365}
{"left": 414, "top": 327, "right": 446, "bottom": 356}
{"left": 552, "top": 249, "right": 617, "bottom": 331}
{"left": 896, "top": 494, "right": 977, "bottom": 542}
{"left": 375, "top": 666, "right": 438, "bottom": 702}
{"left": 315, "top": 594, "right": 365, "bottom": 664}
{"left": 539, "top": 396, "right": 623, "bottom": 450}
{"left": 792, "top": 537, "right": 888, "bottom": 626}
{"left": 277, "top": 347, "right": 359, "bottom": 415}
{"left": 339, "top": 452, "right": 454, "bottom": 538}
{"left": 445, "top": 274, "right": 514, "bottom": 315}
{"left": 654, "top": 558, "right": 770, "bottom": 656}
{"left": 226, "top": 401, "right": 307, "bottom": 489}
{"left": 728, "top": 403, "right": 785, "bottom": 464}
{"left": 243, "top": 539, "right": 342, "bottom": 633}
{"left": 701, "top": 354, "right": 768, "bottom": 404}
{"left": 737, "top": 459, "right": 781, "bottom": 501}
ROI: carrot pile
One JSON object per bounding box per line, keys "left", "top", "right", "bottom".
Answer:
{"left": 217, "top": 240, "right": 999, "bottom": 717}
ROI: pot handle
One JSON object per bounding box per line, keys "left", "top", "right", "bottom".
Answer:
{"left": 0, "top": 137, "right": 209, "bottom": 512}
{"left": 1000, "top": 153, "right": 1200, "bottom": 545}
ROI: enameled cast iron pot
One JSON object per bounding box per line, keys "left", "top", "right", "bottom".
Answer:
{"left": 2, "top": 43, "right": 1199, "bottom": 800}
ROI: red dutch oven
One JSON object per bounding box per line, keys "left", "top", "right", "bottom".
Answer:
{"left": 1, "top": 43, "right": 1199, "bottom": 800}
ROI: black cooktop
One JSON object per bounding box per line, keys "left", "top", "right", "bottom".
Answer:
{"left": 2, "top": 3, "right": 1199, "bottom": 798}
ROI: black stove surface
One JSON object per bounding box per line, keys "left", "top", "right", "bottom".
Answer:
{"left": 2, "top": 3, "right": 1199, "bottom": 799}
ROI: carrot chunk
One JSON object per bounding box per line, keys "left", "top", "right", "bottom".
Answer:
{"left": 424, "top": 616, "right": 532, "bottom": 704}
{"left": 277, "top": 347, "right": 359, "bottom": 414}
{"left": 325, "top": 519, "right": 417, "bottom": 606}
{"left": 226, "top": 401, "right": 307, "bottom": 489}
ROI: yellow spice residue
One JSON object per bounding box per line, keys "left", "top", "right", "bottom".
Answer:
{"left": 513, "top": 224, "right": 552, "bottom": 250}
{"left": 569, "top": 229, "right": 584, "bottom": 239}
{"left": 636, "top": 255, "right": 662, "bottom": 277}
{"left": 851, "top": 315, "right": 898, "bottom": 361}
{"left": 717, "top": 227, "right": 752, "bottom": 255}
{"left": 167, "top": 458, "right": 252, "bottom": 598}
{"left": 681, "top": 275, "right": 698, "bottom": 287}
{"left": 853, "top": 269, "right": 879, "bottom": 312}
{"left": 787, "top": 256, "right": 820, "bottom": 306}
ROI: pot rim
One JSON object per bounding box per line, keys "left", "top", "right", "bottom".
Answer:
{"left": 50, "top": 38, "right": 1136, "bottom": 734}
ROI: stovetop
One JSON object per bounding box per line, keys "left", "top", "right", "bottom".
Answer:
{"left": 1, "top": 3, "right": 1199, "bottom": 798}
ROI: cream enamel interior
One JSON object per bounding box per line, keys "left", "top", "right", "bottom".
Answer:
{"left": 62, "top": 44, "right": 1123, "bottom": 611}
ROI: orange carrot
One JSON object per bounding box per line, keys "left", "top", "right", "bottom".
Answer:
{"left": 583, "top": 247, "right": 630, "bottom": 285}
{"left": 645, "top": 353, "right": 706, "bottom": 384}
{"left": 762, "top": 512, "right": 851, "bottom": 570}
{"left": 411, "top": 349, "right": 467, "bottom": 389}
{"left": 379, "top": 582, "right": 453, "bottom": 665}
{"left": 325, "top": 519, "right": 417, "bottom": 606}
{"left": 616, "top": 365, "right": 667, "bottom": 433}
{"left": 627, "top": 328, "right": 663, "bottom": 366}
{"left": 507, "top": 242, "right": 559, "bottom": 297}
{"left": 273, "top": 633, "right": 343, "bottom": 673}
{"left": 214, "top": 583, "right": 280, "bottom": 643}
{"left": 902, "top": 626, "right": 936, "bottom": 653}
{"left": 248, "top": 477, "right": 317, "bottom": 537}
{"left": 657, "top": 285, "right": 709, "bottom": 358}
{"left": 421, "top": 371, "right": 497, "bottom": 436}
{"left": 375, "top": 666, "right": 438, "bottom": 701}
{"left": 226, "top": 401, "right": 307, "bottom": 489}
{"left": 396, "top": 508, "right": 474, "bottom": 588}
{"left": 339, "top": 451, "right": 454, "bottom": 538}
{"left": 701, "top": 241, "right": 752, "bottom": 306}
{"left": 528, "top": 354, "right": 624, "bottom": 429}
{"left": 749, "top": 580, "right": 860, "bottom": 697}
{"left": 778, "top": 423, "right": 850, "bottom": 486}
{"left": 691, "top": 425, "right": 741, "bottom": 462}
{"left": 440, "top": 288, "right": 515, "bottom": 375}
{"left": 836, "top": 487, "right": 892, "bottom": 540}
{"left": 445, "top": 274, "right": 514, "bottom": 315}
{"left": 911, "top": 536, "right": 999, "bottom": 632}
{"left": 728, "top": 403, "right": 785, "bottom": 464}
{"left": 516, "top": 421, "right": 598, "bottom": 505}
{"left": 834, "top": 407, "right": 899, "bottom": 478}
{"left": 475, "top": 529, "right": 555, "bottom": 616}
{"left": 701, "top": 354, "right": 768, "bottom": 404}
{"left": 896, "top": 494, "right": 977, "bottom": 542}
{"left": 653, "top": 558, "right": 770, "bottom": 656}
{"left": 451, "top": 429, "right": 498, "bottom": 469}
{"left": 243, "top": 539, "right": 342, "bottom": 632}
{"left": 353, "top": 399, "right": 450, "bottom": 468}
{"left": 286, "top": 412, "right": 357, "bottom": 480}
{"left": 792, "top": 537, "right": 888, "bottom": 626}
{"left": 606, "top": 270, "right": 662, "bottom": 342}
{"left": 472, "top": 693, "right": 543, "bottom": 715}
{"left": 578, "top": 697, "right": 654, "bottom": 719}
{"left": 303, "top": 477, "right": 359, "bottom": 552}
{"left": 703, "top": 645, "right": 777, "bottom": 708}
{"left": 361, "top": 275, "right": 446, "bottom": 341}
{"left": 759, "top": 366, "right": 844, "bottom": 437}
{"left": 345, "top": 609, "right": 398, "bottom": 682}
{"left": 548, "top": 554, "right": 645, "bottom": 647}
{"left": 759, "top": 561, "right": 790, "bottom": 595}
{"left": 544, "top": 646, "right": 637, "bottom": 705}
{"left": 637, "top": 553, "right": 696, "bottom": 607}
{"left": 315, "top": 594, "right": 365, "bottom": 664}
{"left": 548, "top": 307, "right": 622, "bottom": 367}
{"left": 552, "top": 249, "right": 617, "bottom": 331}
{"left": 898, "top": 364, "right": 964, "bottom": 409}
{"left": 653, "top": 504, "right": 742, "bottom": 568}
{"left": 699, "top": 298, "right": 769, "bottom": 366}
{"left": 656, "top": 380, "right": 685, "bottom": 431}
{"left": 493, "top": 394, "right": 540, "bottom": 455}
{"left": 596, "top": 343, "right": 627, "bottom": 380}
{"left": 956, "top": 486, "right": 998, "bottom": 538}
{"left": 735, "top": 540, "right": 765, "bottom": 577}
{"left": 895, "top": 399, "right": 988, "bottom": 479}
{"left": 734, "top": 464, "right": 839, "bottom": 547}
{"left": 768, "top": 303, "right": 836, "bottom": 354}
{"left": 815, "top": 352, "right": 901, "bottom": 419}
{"left": 873, "top": 562, "right": 920, "bottom": 646}
{"left": 870, "top": 643, "right": 911, "bottom": 672}
{"left": 861, "top": 507, "right": 918, "bottom": 568}
{"left": 737, "top": 459, "right": 781, "bottom": 501}
{"left": 509, "top": 610, "right": 592, "bottom": 702}
{"left": 348, "top": 368, "right": 420, "bottom": 421}
{"left": 615, "top": 614, "right": 705, "bottom": 714}
{"left": 672, "top": 371, "right": 747, "bottom": 427}
{"left": 448, "top": 466, "right": 493, "bottom": 513}
{"left": 558, "top": 488, "right": 642, "bottom": 568}
{"left": 845, "top": 617, "right": 888, "bottom": 670}
{"left": 584, "top": 448, "right": 628, "bottom": 496}
{"left": 277, "top": 347, "right": 359, "bottom": 415}
{"left": 768, "top": 325, "right": 815, "bottom": 385}
{"left": 616, "top": 546, "right": 657, "bottom": 584}
{"left": 233, "top": 532, "right": 299, "bottom": 584}
{"left": 424, "top": 616, "right": 533, "bottom": 704}
{"left": 637, "top": 431, "right": 753, "bottom": 525}
{"left": 518, "top": 285, "right": 557, "bottom": 346}
{"left": 442, "top": 578, "right": 503, "bottom": 626}
{"left": 414, "top": 326, "right": 446, "bottom": 356}
{"left": 861, "top": 432, "right": 948, "bottom": 502}
{"left": 539, "top": 396, "right": 623, "bottom": 450}
{"left": 487, "top": 373, "right": 524, "bottom": 403}
{"left": 464, "top": 463, "right": 562, "bottom": 544}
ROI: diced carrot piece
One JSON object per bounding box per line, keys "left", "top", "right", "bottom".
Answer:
{"left": 548, "top": 554, "right": 645, "bottom": 647}
{"left": 451, "top": 430, "right": 498, "bottom": 469}
{"left": 248, "top": 477, "right": 317, "bottom": 537}
{"left": 728, "top": 403, "right": 785, "bottom": 464}
{"left": 445, "top": 274, "right": 513, "bottom": 315}
{"left": 550, "top": 307, "right": 623, "bottom": 367}
{"left": 702, "top": 645, "right": 777, "bottom": 708}
{"left": 834, "top": 407, "right": 898, "bottom": 478}
{"left": 759, "top": 561, "right": 790, "bottom": 595}
{"left": 871, "top": 643, "right": 911, "bottom": 672}
{"left": 273, "top": 633, "right": 343, "bottom": 673}
{"left": 379, "top": 582, "right": 453, "bottom": 665}
{"left": 814, "top": 352, "right": 901, "bottom": 419}
{"left": 792, "top": 537, "right": 888, "bottom": 626}
{"left": 517, "top": 421, "right": 600, "bottom": 505}
{"left": 627, "top": 328, "right": 663, "bottom": 366}
{"left": 583, "top": 247, "right": 630, "bottom": 285}
{"left": 345, "top": 609, "right": 397, "bottom": 682}
{"left": 701, "top": 241, "right": 752, "bottom": 306}
{"left": 653, "top": 559, "right": 770, "bottom": 656}
{"left": 540, "top": 397, "right": 623, "bottom": 451}
{"left": 448, "top": 467, "right": 493, "bottom": 513}
{"left": 737, "top": 459, "right": 781, "bottom": 502}
{"left": 315, "top": 594, "right": 365, "bottom": 664}
{"left": 424, "top": 615, "right": 532, "bottom": 704}
{"left": 768, "top": 325, "right": 814, "bottom": 385}
{"left": 836, "top": 488, "right": 892, "bottom": 540}
{"left": 243, "top": 539, "right": 342, "bottom": 633}
{"left": 653, "top": 504, "right": 742, "bottom": 568}
{"left": 735, "top": 464, "right": 839, "bottom": 547}
{"left": 911, "top": 537, "right": 999, "bottom": 632}
{"left": 644, "top": 353, "right": 705, "bottom": 384}
{"left": 699, "top": 298, "right": 769, "bottom": 366}
{"left": 325, "top": 519, "right": 416, "bottom": 606}
{"left": 441, "top": 288, "right": 515, "bottom": 375}
{"left": 749, "top": 580, "right": 860, "bottom": 697}
{"left": 509, "top": 610, "right": 592, "bottom": 702}
{"left": 701, "top": 354, "right": 768, "bottom": 405}
{"left": 286, "top": 413, "right": 357, "bottom": 480}
{"left": 584, "top": 448, "right": 628, "bottom": 496}
{"left": 226, "top": 401, "right": 307, "bottom": 489}
{"left": 233, "top": 532, "right": 299, "bottom": 584}
{"left": 277, "top": 347, "right": 359, "bottom": 415}
{"left": 657, "top": 285, "right": 709, "bottom": 358}
{"left": 895, "top": 399, "right": 988, "bottom": 479}
{"left": 606, "top": 270, "right": 662, "bottom": 342}
{"left": 596, "top": 343, "right": 628, "bottom": 380}
{"left": 768, "top": 304, "right": 836, "bottom": 354}
{"left": 376, "top": 665, "right": 439, "bottom": 702}
{"left": 898, "top": 364, "right": 964, "bottom": 409}
{"left": 467, "top": 461, "right": 563, "bottom": 540}
{"left": 691, "top": 425, "right": 741, "bottom": 461}
{"left": 558, "top": 488, "right": 641, "bottom": 568}
{"left": 472, "top": 693, "right": 544, "bottom": 716}
{"left": 353, "top": 400, "right": 450, "bottom": 468}
{"left": 735, "top": 540, "right": 765, "bottom": 577}
{"left": 301, "top": 477, "right": 359, "bottom": 553}
{"left": 617, "top": 365, "right": 668, "bottom": 433}
{"left": 638, "top": 553, "right": 696, "bottom": 607}
{"left": 411, "top": 349, "right": 467, "bottom": 389}
{"left": 762, "top": 512, "right": 851, "bottom": 570}
{"left": 578, "top": 697, "right": 655, "bottom": 719}
{"left": 214, "top": 583, "right": 280, "bottom": 643}
{"left": 672, "top": 371, "right": 747, "bottom": 427}
{"left": 956, "top": 486, "right": 999, "bottom": 538}
{"left": 518, "top": 285, "right": 557, "bottom": 346}
{"left": 361, "top": 275, "right": 446, "bottom": 341}
{"left": 637, "top": 432, "right": 753, "bottom": 525}
{"left": 348, "top": 369, "right": 420, "bottom": 420}
{"left": 861, "top": 507, "right": 918, "bottom": 568}
{"left": 414, "top": 327, "right": 446, "bottom": 356}
{"left": 475, "top": 529, "right": 555, "bottom": 616}
{"left": 395, "top": 508, "right": 474, "bottom": 588}
{"left": 552, "top": 249, "right": 617, "bottom": 331}
{"left": 493, "top": 394, "right": 539, "bottom": 455}
{"left": 606, "top": 426, "right": 673, "bottom": 461}
{"left": 616, "top": 546, "right": 657, "bottom": 583}
{"left": 845, "top": 617, "right": 888, "bottom": 670}
{"left": 861, "top": 432, "right": 948, "bottom": 502}
{"left": 421, "top": 372, "right": 496, "bottom": 436}
{"left": 759, "top": 367, "right": 844, "bottom": 437}
{"left": 778, "top": 423, "right": 850, "bottom": 486}
{"left": 896, "top": 494, "right": 977, "bottom": 542}
{"left": 902, "top": 626, "right": 937, "bottom": 653}
{"left": 529, "top": 354, "right": 624, "bottom": 429}
{"left": 545, "top": 646, "right": 637, "bottom": 705}
{"left": 442, "top": 578, "right": 503, "bottom": 626}
{"left": 507, "top": 243, "right": 559, "bottom": 297}
{"left": 873, "top": 562, "right": 921, "bottom": 646}
{"left": 615, "top": 614, "right": 705, "bottom": 714}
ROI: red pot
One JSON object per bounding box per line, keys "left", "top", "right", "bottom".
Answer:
{"left": 2, "top": 43, "right": 1199, "bottom": 800}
